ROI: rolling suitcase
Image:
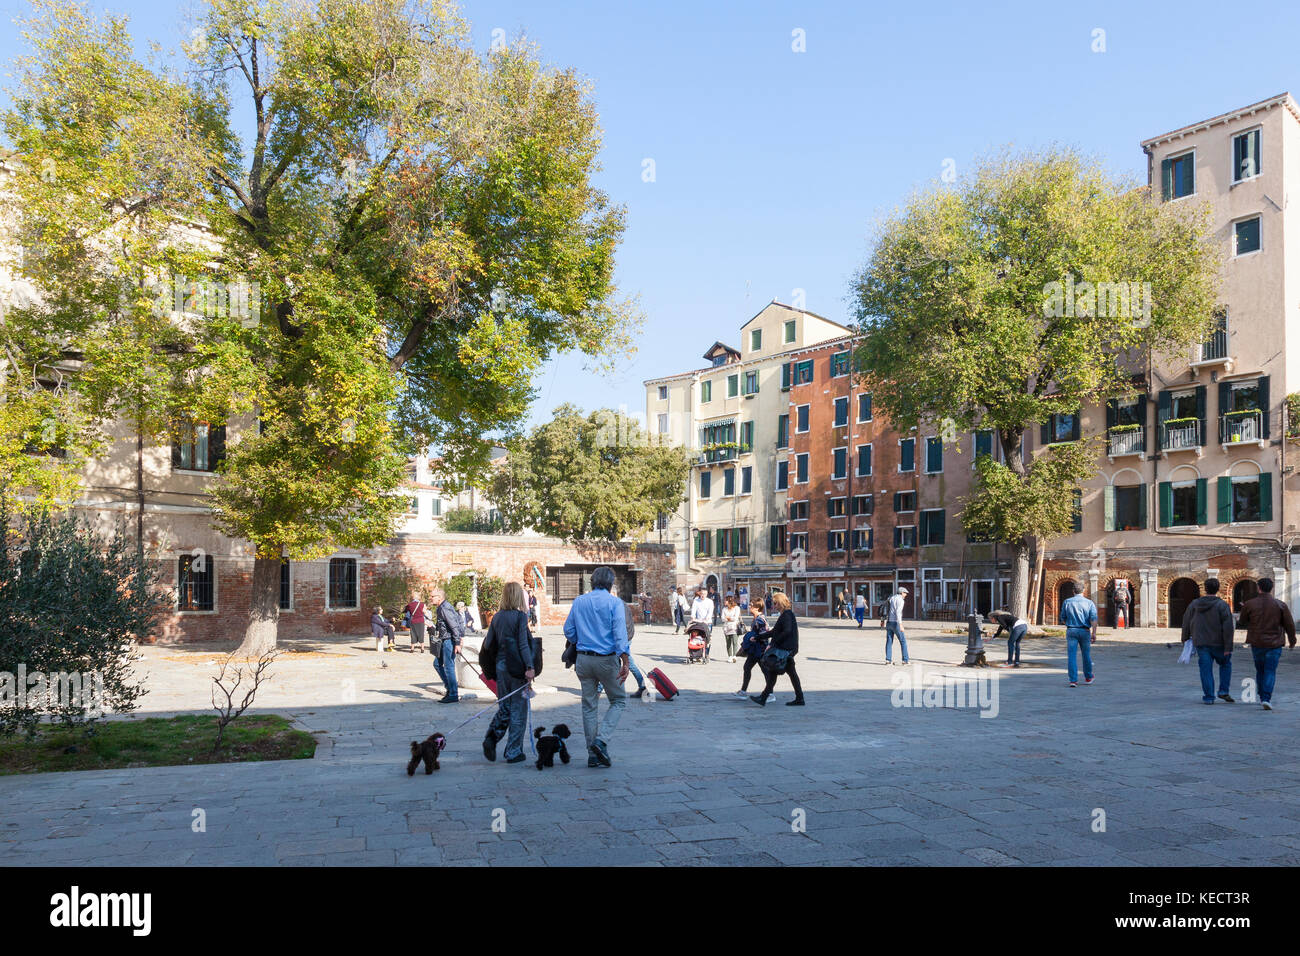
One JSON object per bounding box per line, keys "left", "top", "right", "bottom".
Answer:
{"left": 647, "top": 667, "right": 679, "bottom": 701}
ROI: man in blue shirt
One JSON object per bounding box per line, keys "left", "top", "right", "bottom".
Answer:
{"left": 1058, "top": 581, "right": 1098, "bottom": 687}
{"left": 563, "top": 566, "right": 630, "bottom": 768}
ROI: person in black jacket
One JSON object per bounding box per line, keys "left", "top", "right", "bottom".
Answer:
{"left": 751, "top": 591, "right": 805, "bottom": 707}
{"left": 483, "top": 582, "right": 536, "bottom": 763}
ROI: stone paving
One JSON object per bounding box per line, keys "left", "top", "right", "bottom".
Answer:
{"left": 3, "top": 619, "right": 1299, "bottom": 866}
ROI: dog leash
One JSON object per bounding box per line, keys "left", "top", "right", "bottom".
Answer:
{"left": 452, "top": 649, "right": 538, "bottom": 755}
{"left": 442, "top": 683, "right": 529, "bottom": 739}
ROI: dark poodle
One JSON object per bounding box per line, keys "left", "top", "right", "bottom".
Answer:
{"left": 407, "top": 733, "right": 446, "bottom": 775}
{"left": 534, "top": 724, "right": 571, "bottom": 770}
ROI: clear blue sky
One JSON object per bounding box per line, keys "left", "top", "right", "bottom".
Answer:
{"left": 5, "top": 0, "right": 1300, "bottom": 428}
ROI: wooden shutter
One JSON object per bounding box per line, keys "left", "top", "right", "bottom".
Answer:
{"left": 171, "top": 429, "right": 182, "bottom": 469}
{"left": 1040, "top": 421, "right": 1051, "bottom": 446}
{"left": 867, "top": 528, "right": 874, "bottom": 550}
{"left": 781, "top": 362, "right": 791, "bottom": 390}
{"left": 1259, "top": 375, "right": 1271, "bottom": 437}
{"left": 1158, "top": 481, "right": 1172, "bottom": 528}
{"left": 210, "top": 425, "right": 227, "bottom": 468}
{"left": 1156, "top": 389, "right": 1171, "bottom": 424}
{"left": 1069, "top": 414, "right": 1081, "bottom": 442}
{"left": 1138, "top": 483, "right": 1148, "bottom": 529}
{"left": 1218, "top": 381, "right": 1231, "bottom": 419}
{"left": 1137, "top": 395, "right": 1149, "bottom": 453}
{"left": 933, "top": 510, "right": 946, "bottom": 545}
{"left": 1260, "top": 472, "right": 1273, "bottom": 521}
{"left": 1103, "top": 485, "right": 1116, "bottom": 532}
{"left": 1195, "top": 478, "right": 1208, "bottom": 526}
{"left": 1160, "top": 157, "right": 1173, "bottom": 201}
{"left": 1217, "top": 476, "right": 1232, "bottom": 524}
{"left": 1195, "top": 386, "right": 1207, "bottom": 444}
{"left": 1104, "top": 400, "right": 1117, "bottom": 429}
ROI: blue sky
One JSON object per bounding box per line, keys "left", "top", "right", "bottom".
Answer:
{"left": 4, "top": 0, "right": 1300, "bottom": 428}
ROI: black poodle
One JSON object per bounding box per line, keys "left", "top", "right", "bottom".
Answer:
{"left": 534, "top": 724, "right": 571, "bottom": 770}
{"left": 407, "top": 733, "right": 446, "bottom": 775}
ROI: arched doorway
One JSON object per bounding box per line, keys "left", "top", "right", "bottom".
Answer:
{"left": 1232, "top": 578, "right": 1259, "bottom": 613}
{"left": 705, "top": 574, "right": 719, "bottom": 593}
{"left": 1055, "top": 580, "right": 1081, "bottom": 620}
{"left": 1168, "top": 578, "right": 1201, "bottom": 629}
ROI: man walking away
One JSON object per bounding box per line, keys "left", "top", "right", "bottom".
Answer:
{"left": 1182, "top": 578, "right": 1235, "bottom": 704}
{"left": 885, "top": 588, "right": 910, "bottom": 665}
{"left": 1239, "top": 578, "right": 1296, "bottom": 710}
{"left": 854, "top": 591, "right": 867, "bottom": 629}
{"left": 429, "top": 588, "right": 465, "bottom": 702}
{"left": 405, "top": 592, "right": 427, "bottom": 654}
{"left": 1059, "top": 581, "right": 1097, "bottom": 688}
{"left": 563, "top": 567, "right": 630, "bottom": 767}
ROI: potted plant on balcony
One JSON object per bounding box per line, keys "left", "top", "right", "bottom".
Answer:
{"left": 1222, "top": 407, "right": 1260, "bottom": 443}
{"left": 1162, "top": 416, "right": 1199, "bottom": 448}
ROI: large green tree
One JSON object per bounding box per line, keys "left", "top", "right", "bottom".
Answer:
{"left": 489, "top": 404, "right": 690, "bottom": 540}
{"left": 852, "top": 149, "right": 1220, "bottom": 618}
{"left": 5, "top": 0, "right": 635, "bottom": 653}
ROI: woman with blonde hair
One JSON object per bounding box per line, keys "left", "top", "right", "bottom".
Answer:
{"left": 482, "top": 581, "right": 535, "bottom": 764}
{"left": 751, "top": 590, "right": 805, "bottom": 707}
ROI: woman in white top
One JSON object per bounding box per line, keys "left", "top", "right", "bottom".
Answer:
{"left": 721, "top": 595, "right": 743, "bottom": 662}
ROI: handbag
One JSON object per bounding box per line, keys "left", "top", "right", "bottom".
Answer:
{"left": 761, "top": 646, "right": 792, "bottom": 673}
{"left": 562, "top": 640, "right": 578, "bottom": 669}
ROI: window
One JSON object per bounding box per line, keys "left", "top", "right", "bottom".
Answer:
{"left": 858, "top": 393, "right": 873, "bottom": 422}
{"left": 723, "top": 468, "right": 735, "bottom": 496}
{"left": 328, "top": 557, "right": 358, "bottom": 608}
{"left": 1105, "top": 484, "right": 1146, "bottom": 532}
{"left": 894, "top": 490, "right": 916, "bottom": 512}
{"left": 172, "top": 420, "right": 226, "bottom": 472}
{"left": 827, "top": 530, "right": 846, "bottom": 552}
{"left": 694, "top": 530, "right": 712, "bottom": 557}
{"left": 777, "top": 415, "right": 789, "bottom": 449}
{"left": 1042, "top": 413, "right": 1080, "bottom": 445}
{"left": 699, "top": 472, "right": 711, "bottom": 498}
{"left": 656, "top": 512, "right": 669, "bottom": 531}
{"left": 741, "top": 466, "right": 752, "bottom": 494}
{"left": 857, "top": 444, "right": 872, "bottom": 476}
{"left": 894, "top": 526, "right": 916, "bottom": 549}
{"left": 1234, "top": 216, "right": 1261, "bottom": 256}
{"left": 727, "top": 374, "right": 739, "bottom": 398}
{"left": 407, "top": 496, "right": 420, "bottom": 515}
{"left": 1223, "top": 473, "right": 1270, "bottom": 524}
{"left": 784, "top": 319, "right": 796, "bottom": 343}
{"left": 827, "top": 497, "right": 846, "bottom": 518}
{"left": 1161, "top": 150, "right": 1195, "bottom": 200}
{"left": 795, "top": 453, "right": 809, "bottom": 484}
{"left": 700, "top": 420, "right": 737, "bottom": 462}
{"left": 852, "top": 528, "right": 873, "bottom": 551}
{"left": 751, "top": 329, "right": 762, "bottom": 351}
{"left": 1071, "top": 489, "right": 1083, "bottom": 533}
{"left": 717, "top": 529, "right": 731, "bottom": 556}
{"left": 279, "top": 559, "right": 292, "bottom": 610}
{"left": 743, "top": 371, "right": 760, "bottom": 395}
{"left": 770, "top": 524, "right": 787, "bottom": 556}
{"left": 790, "top": 532, "right": 808, "bottom": 554}
{"left": 790, "top": 500, "right": 809, "bottom": 521}
{"left": 776, "top": 460, "right": 789, "bottom": 490}
{"left": 831, "top": 351, "right": 851, "bottom": 377}
{"left": 853, "top": 494, "right": 874, "bottom": 516}
{"left": 1233, "top": 129, "right": 1261, "bottom": 183}
{"left": 178, "top": 553, "right": 214, "bottom": 611}
{"left": 924, "top": 437, "right": 943, "bottom": 474}
{"left": 919, "top": 509, "right": 946, "bottom": 546}
{"left": 899, "top": 437, "right": 915, "bottom": 472}
{"left": 793, "top": 360, "right": 814, "bottom": 385}
{"left": 701, "top": 380, "right": 712, "bottom": 403}
{"left": 974, "top": 429, "right": 995, "bottom": 463}
{"left": 739, "top": 421, "right": 754, "bottom": 453}
{"left": 1159, "top": 479, "right": 1205, "bottom": 528}
{"left": 657, "top": 413, "right": 669, "bottom": 434}
{"left": 431, "top": 498, "right": 442, "bottom": 516}
{"left": 832, "top": 447, "right": 848, "bottom": 480}
{"left": 833, "top": 396, "right": 849, "bottom": 427}
{"left": 658, "top": 385, "right": 668, "bottom": 400}
{"left": 781, "top": 362, "right": 791, "bottom": 391}
{"left": 729, "top": 528, "right": 750, "bottom": 556}
{"left": 796, "top": 405, "right": 810, "bottom": 433}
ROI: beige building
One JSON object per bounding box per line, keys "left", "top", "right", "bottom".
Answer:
{"left": 643, "top": 301, "right": 853, "bottom": 598}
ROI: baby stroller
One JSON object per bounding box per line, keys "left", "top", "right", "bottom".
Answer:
{"left": 686, "top": 620, "right": 711, "bottom": 664}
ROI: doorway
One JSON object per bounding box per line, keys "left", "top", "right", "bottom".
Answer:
{"left": 1232, "top": 578, "right": 1258, "bottom": 613}
{"left": 1168, "top": 577, "right": 1201, "bottom": 629}
{"left": 972, "top": 580, "right": 994, "bottom": 617}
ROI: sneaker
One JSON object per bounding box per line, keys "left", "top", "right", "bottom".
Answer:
{"left": 592, "top": 739, "right": 612, "bottom": 767}
{"left": 482, "top": 735, "right": 497, "bottom": 762}
{"left": 728, "top": 656, "right": 736, "bottom": 663}
{"left": 734, "top": 690, "right": 749, "bottom": 699}
{"left": 1084, "top": 676, "right": 1095, "bottom": 685}
{"left": 629, "top": 687, "right": 645, "bottom": 700}
{"left": 505, "top": 754, "right": 526, "bottom": 764}
{"left": 587, "top": 752, "right": 600, "bottom": 768}
{"left": 438, "top": 696, "right": 460, "bottom": 704}
{"left": 749, "top": 694, "right": 767, "bottom": 707}
{"left": 1069, "top": 682, "right": 1077, "bottom": 688}
{"left": 1218, "top": 693, "right": 1235, "bottom": 703}
{"left": 883, "top": 660, "right": 892, "bottom": 666}
{"left": 1263, "top": 700, "right": 1274, "bottom": 711}
{"left": 786, "top": 698, "right": 806, "bottom": 706}
{"left": 1202, "top": 698, "right": 1215, "bottom": 704}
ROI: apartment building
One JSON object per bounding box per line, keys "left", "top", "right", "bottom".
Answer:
{"left": 643, "top": 301, "right": 853, "bottom": 596}
{"left": 1041, "top": 93, "right": 1300, "bottom": 627}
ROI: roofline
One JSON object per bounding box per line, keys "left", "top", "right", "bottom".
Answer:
{"left": 738, "top": 299, "right": 854, "bottom": 333}
{"left": 1140, "top": 92, "right": 1300, "bottom": 150}
{"left": 642, "top": 333, "right": 862, "bottom": 387}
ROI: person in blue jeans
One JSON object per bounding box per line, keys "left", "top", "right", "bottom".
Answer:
{"left": 483, "top": 583, "right": 536, "bottom": 763}
{"left": 884, "top": 588, "right": 910, "bottom": 664}
{"left": 430, "top": 588, "right": 465, "bottom": 703}
{"left": 1236, "top": 576, "right": 1295, "bottom": 710}
{"left": 1058, "top": 580, "right": 1097, "bottom": 687}
{"left": 1181, "top": 577, "right": 1235, "bottom": 704}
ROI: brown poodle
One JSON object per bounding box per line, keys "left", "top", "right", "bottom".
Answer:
{"left": 407, "top": 733, "right": 446, "bottom": 775}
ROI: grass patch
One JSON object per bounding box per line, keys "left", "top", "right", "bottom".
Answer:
{"left": 0, "top": 714, "right": 317, "bottom": 775}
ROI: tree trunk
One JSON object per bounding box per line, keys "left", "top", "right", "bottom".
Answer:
{"left": 1007, "top": 536, "right": 1032, "bottom": 621}
{"left": 236, "top": 554, "right": 281, "bottom": 656}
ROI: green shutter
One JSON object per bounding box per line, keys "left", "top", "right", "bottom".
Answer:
{"left": 1104, "top": 400, "right": 1117, "bottom": 429}
{"left": 1069, "top": 413, "right": 1081, "bottom": 442}
{"left": 1195, "top": 386, "right": 1207, "bottom": 444}
{"left": 1103, "top": 485, "right": 1116, "bottom": 532}
{"left": 1137, "top": 396, "right": 1149, "bottom": 453}
{"left": 934, "top": 510, "right": 946, "bottom": 544}
{"left": 1161, "top": 158, "right": 1173, "bottom": 201}
{"left": 1196, "top": 478, "right": 1208, "bottom": 526}
{"left": 1159, "top": 481, "right": 1172, "bottom": 528}
{"left": 1217, "top": 476, "right": 1232, "bottom": 524}
{"left": 781, "top": 363, "right": 791, "bottom": 391}
{"left": 1260, "top": 472, "right": 1273, "bottom": 521}
{"left": 1138, "top": 483, "right": 1148, "bottom": 529}
{"left": 1260, "top": 376, "right": 1271, "bottom": 438}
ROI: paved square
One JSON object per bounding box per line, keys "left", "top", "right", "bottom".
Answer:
{"left": 2, "top": 620, "right": 1296, "bottom": 866}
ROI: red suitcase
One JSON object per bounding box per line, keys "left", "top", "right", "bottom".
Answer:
{"left": 647, "top": 667, "right": 679, "bottom": 701}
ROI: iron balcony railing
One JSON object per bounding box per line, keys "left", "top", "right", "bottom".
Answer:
{"left": 1160, "top": 420, "right": 1202, "bottom": 452}
{"left": 1107, "top": 426, "right": 1144, "bottom": 457}
{"left": 1200, "top": 328, "right": 1228, "bottom": 362}
{"left": 1219, "top": 410, "right": 1263, "bottom": 444}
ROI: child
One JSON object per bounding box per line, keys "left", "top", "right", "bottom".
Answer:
{"left": 735, "top": 600, "right": 771, "bottom": 699}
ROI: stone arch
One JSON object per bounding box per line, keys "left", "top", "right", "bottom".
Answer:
{"left": 1099, "top": 572, "right": 1138, "bottom": 627}
{"left": 1110, "top": 467, "right": 1144, "bottom": 485}
{"left": 1167, "top": 576, "right": 1201, "bottom": 629}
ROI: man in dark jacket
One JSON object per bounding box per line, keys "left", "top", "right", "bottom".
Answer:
{"left": 430, "top": 588, "right": 465, "bottom": 703}
{"left": 1181, "top": 578, "right": 1235, "bottom": 704}
{"left": 1238, "top": 577, "right": 1296, "bottom": 710}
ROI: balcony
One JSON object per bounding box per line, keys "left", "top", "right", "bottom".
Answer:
{"left": 1160, "top": 420, "right": 1203, "bottom": 455}
{"left": 1106, "top": 426, "right": 1145, "bottom": 459}
{"left": 1189, "top": 328, "right": 1233, "bottom": 372}
{"left": 1220, "top": 410, "right": 1266, "bottom": 447}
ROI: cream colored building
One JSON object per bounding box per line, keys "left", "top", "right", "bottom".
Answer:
{"left": 643, "top": 301, "right": 852, "bottom": 596}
